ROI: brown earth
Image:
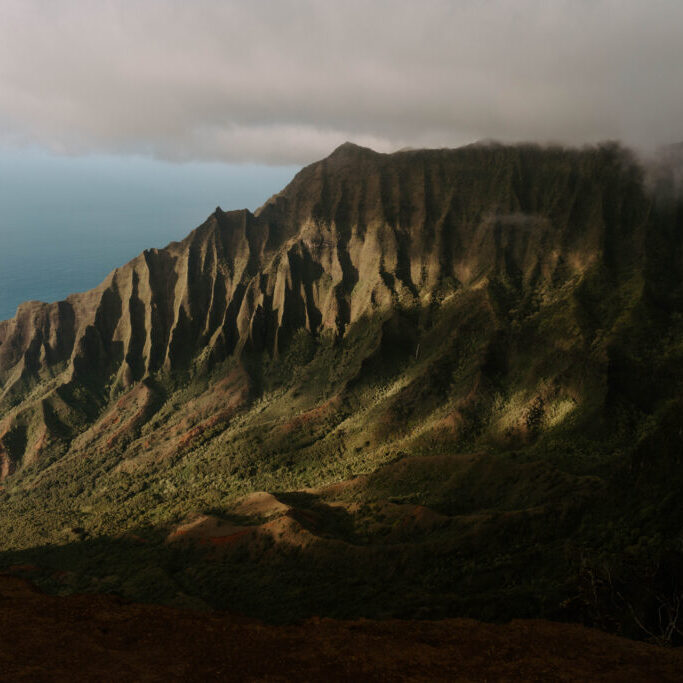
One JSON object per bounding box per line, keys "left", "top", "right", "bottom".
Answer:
{"left": 227, "top": 491, "right": 290, "bottom": 518}
{"left": 165, "top": 514, "right": 252, "bottom": 544}
{"left": 1, "top": 576, "right": 681, "bottom": 682}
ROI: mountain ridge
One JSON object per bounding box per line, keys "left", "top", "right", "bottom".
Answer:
{"left": 0, "top": 141, "right": 649, "bottom": 476}
{"left": 0, "top": 141, "right": 681, "bottom": 642}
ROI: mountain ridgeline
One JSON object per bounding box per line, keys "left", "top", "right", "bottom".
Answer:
{"left": 0, "top": 143, "right": 681, "bottom": 638}
{"left": 0, "top": 143, "right": 667, "bottom": 467}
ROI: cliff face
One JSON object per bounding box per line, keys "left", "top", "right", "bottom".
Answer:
{"left": 0, "top": 142, "right": 665, "bottom": 476}
{"left": 2, "top": 142, "right": 683, "bottom": 637}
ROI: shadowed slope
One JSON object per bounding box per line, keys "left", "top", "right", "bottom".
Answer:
{"left": 1, "top": 575, "right": 682, "bottom": 682}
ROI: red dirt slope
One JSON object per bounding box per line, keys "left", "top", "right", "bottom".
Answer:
{"left": 0, "top": 575, "right": 681, "bottom": 682}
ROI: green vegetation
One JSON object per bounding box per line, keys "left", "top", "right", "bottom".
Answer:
{"left": 1, "top": 143, "right": 682, "bottom": 644}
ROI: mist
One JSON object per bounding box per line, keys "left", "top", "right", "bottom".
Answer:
{"left": 1, "top": 0, "right": 682, "bottom": 164}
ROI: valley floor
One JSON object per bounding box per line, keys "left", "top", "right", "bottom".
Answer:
{"left": 1, "top": 575, "right": 681, "bottom": 682}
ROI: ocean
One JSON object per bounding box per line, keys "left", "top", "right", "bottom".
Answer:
{"left": 0, "top": 148, "right": 298, "bottom": 321}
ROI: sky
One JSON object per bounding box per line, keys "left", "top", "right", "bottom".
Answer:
{"left": 1, "top": 0, "right": 682, "bottom": 163}
{"left": 0, "top": 0, "right": 682, "bottom": 319}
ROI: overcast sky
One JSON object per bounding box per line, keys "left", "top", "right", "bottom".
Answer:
{"left": 1, "top": 0, "right": 682, "bottom": 164}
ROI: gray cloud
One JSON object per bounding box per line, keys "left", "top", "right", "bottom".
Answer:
{"left": 0, "top": 0, "right": 682, "bottom": 164}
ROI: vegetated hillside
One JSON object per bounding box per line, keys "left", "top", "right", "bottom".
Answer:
{"left": 0, "top": 142, "right": 681, "bottom": 643}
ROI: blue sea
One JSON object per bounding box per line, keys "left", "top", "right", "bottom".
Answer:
{"left": 0, "top": 148, "right": 299, "bottom": 322}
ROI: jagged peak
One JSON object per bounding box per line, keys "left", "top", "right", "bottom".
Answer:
{"left": 326, "top": 141, "right": 377, "bottom": 159}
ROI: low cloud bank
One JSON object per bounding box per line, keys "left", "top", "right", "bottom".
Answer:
{"left": 1, "top": 1, "right": 682, "bottom": 164}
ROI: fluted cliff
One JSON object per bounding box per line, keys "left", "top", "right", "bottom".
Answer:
{"left": 1, "top": 142, "right": 683, "bottom": 639}
{"left": 0, "top": 142, "right": 672, "bottom": 478}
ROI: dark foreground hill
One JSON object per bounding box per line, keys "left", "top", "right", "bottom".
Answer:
{"left": 2, "top": 576, "right": 682, "bottom": 682}
{"left": 0, "top": 142, "right": 682, "bottom": 643}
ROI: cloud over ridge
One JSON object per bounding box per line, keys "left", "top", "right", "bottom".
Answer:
{"left": 1, "top": 0, "right": 682, "bottom": 164}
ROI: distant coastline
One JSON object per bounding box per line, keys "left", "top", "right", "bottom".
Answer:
{"left": 0, "top": 149, "right": 297, "bottom": 321}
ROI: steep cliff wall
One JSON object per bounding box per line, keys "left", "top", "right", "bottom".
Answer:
{"left": 0, "top": 143, "right": 661, "bottom": 476}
